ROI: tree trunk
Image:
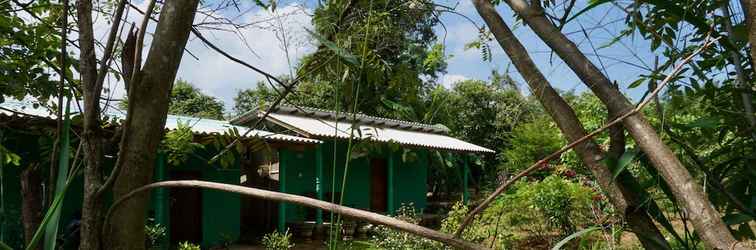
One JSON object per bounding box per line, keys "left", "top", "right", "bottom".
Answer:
{"left": 470, "top": 0, "right": 670, "bottom": 248}
{"left": 20, "top": 166, "right": 43, "bottom": 249}
{"left": 105, "top": 1, "right": 200, "bottom": 249}
{"left": 502, "top": 0, "right": 741, "bottom": 248}
{"left": 76, "top": 0, "right": 106, "bottom": 249}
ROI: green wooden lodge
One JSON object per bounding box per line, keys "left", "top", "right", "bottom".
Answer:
{"left": 0, "top": 100, "right": 493, "bottom": 248}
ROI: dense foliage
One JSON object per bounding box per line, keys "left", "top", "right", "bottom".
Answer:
{"left": 168, "top": 80, "right": 225, "bottom": 119}
{"left": 0, "top": 0, "right": 65, "bottom": 104}
{"left": 3, "top": 0, "right": 756, "bottom": 249}
{"left": 261, "top": 229, "right": 294, "bottom": 249}
{"left": 370, "top": 204, "right": 441, "bottom": 249}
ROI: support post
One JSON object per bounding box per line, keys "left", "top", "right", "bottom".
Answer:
{"left": 0, "top": 134, "right": 4, "bottom": 243}
{"left": 463, "top": 155, "right": 469, "bottom": 204}
{"left": 315, "top": 145, "right": 324, "bottom": 225}
{"left": 387, "top": 152, "right": 395, "bottom": 215}
{"left": 278, "top": 149, "right": 287, "bottom": 232}
{"left": 154, "top": 153, "right": 169, "bottom": 248}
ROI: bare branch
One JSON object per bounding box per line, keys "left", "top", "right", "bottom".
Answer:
{"left": 129, "top": 0, "right": 156, "bottom": 85}
{"left": 94, "top": 0, "right": 127, "bottom": 92}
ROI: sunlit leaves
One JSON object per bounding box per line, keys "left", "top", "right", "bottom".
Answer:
{"left": 0, "top": 1, "right": 64, "bottom": 103}
{"left": 168, "top": 79, "right": 225, "bottom": 120}
{"left": 0, "top": 144, "right": 21, "bottom": 166}
{"left": 160, "top": 122, "right": 203, "bottom": 166}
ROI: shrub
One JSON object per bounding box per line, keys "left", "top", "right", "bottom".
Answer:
{"left": 178, "top": 241, "right": 201, "bottom": 250}
{"left": 370, "top": 203, "right": 442, "bottom": 249}
{"left": 145, "top": 222, "right": 167, "bottom": 249}
{"left": 530, "top": 176, "right": 592, "bottom": 235}
{"left": 503, "top": 176, "right": 592, "bottom": 233}
{"left": 160, "top": 122, "right": 202, "bottom": 166}
{"left": 439, "top": 201, "right": 488, "bottom": 243}
{"left": 501, "top": 117, "right": 563, "bottom": 175}
{"left": 261, "top": 229, "right": 294, "bottom": 250}
{"left": 437, "top": 175, "right": 596, "bottom": 249}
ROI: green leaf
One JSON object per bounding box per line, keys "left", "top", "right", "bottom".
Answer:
{"left": 551, "top": 227, "right": 600, "bottom": 250}
{"left": 612, "top": 148, "right": 638, "bottom": 181}
{"left": 306, "top": 29, "right": 359, "bottom": 66}
{"left": 0, "top": 241, "right": 12, "bottom": 250}
{"left": 26, "top": 168, "right": 78, "bottom": 250}
{"left": 564, "top": 0, "right": 612, "bottom": 25}
{"left": 628, "top": 78, "right": 646, "bottom": 89}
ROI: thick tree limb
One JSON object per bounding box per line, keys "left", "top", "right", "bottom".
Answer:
{"left": 76, "top": 0, "right": 107, "bottom": 248}
{"left": 105, "top": 1, "right": 201, "bottom": 248}
{"left": 503, "top": 0, "right": 743, "bottom": 248}
{"left": 104, "top": 180, "right": 487, "bottom": 250}
{"left": 456, "top": 2, "right": 716, "bottom": 241}
{"left": 458, "top": 1, "right": 673, "bottom": 248}
{"left": 94, "top": 0, "right": 128, "bottom": 198}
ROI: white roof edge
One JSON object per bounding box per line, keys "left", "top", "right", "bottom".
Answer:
{"left": 1, "top": 98, "right": 321, "bottom": 144}
{"left": 265, "top": 113, "right": 496, "bottom": 154}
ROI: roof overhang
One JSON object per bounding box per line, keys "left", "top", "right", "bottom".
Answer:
{"left": 1, "top": 98, "right": 321, "bottom": 144}
{"left": 260, "top": 112, "right": 495, "bottom": 154}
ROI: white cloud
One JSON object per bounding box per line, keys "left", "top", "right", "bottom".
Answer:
{"left": 440, "top": 74, "right": 470, "bottom": 88}
{"left": 179, "top": 4, "right": 314, "bottom": 110}
{"left": 91, "top": 3, "right": 314, "bottom": 112}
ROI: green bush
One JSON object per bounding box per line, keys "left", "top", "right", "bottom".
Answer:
{"left": 370, "top": 204, "right": 441, "bottom": 249}
{"left": 177, "top": 241, "right": 201, "bottom": 250}
{"left": 498, "top": 176, "right": 593, "bottom": 237}
{"left": 261, "top": 229, "right": 294, "bottom": 250}
{"left": 160, "top": 122, "right": 202, "bottom": 166}
{"left": 439, "top": 201, "right": 488, "bottom": 243}
{"left": 530, "top": 176, "right": 593, "bottom": 234}
{"left": 501, "top": 117, "right": 563, "bottom": 175}
{"left": 438, "top": 175, "right": 597, "bottom": 249}
{"left": 145, "top": 222, "right": 167, "bottom": 250}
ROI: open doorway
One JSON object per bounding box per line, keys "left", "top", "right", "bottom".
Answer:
{"left": 169, "top": 170, "right": 203, "bottom": 246}
{"left": 239, "top": 152, "right": 279, "bottom": 243}
{"left": 370, "top": 158, "right": 388, "bottom": 213}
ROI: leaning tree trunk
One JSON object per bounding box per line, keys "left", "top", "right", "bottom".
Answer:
{"left": 20, "top": 166, "right": 43, "bottom": 249}
{"left": 501, "top": 0, "right": 741, "bottom": 248}
{"left": 105, "top": 1, "right": 200, "bottom": 249}
{"left": 470, "top": 0, "right": 669, "bottom": 248}
{"left": 76, "top": 0, "right": 106, "bottom": 249}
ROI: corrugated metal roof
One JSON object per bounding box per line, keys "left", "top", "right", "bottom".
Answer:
{"left": 0, "top": 98, "right": 58, "bottom": 118}
{"left": 231, "top": 104, "right": 451, "bottom": 133}
{"left": 0, "top": 98, "right": 321, "bottom": 144}
{"left": 264, "top": 112, "right": 495, "bottom": 153}
{"left": 163, "top": 114, "right": 321, "bottom": 144}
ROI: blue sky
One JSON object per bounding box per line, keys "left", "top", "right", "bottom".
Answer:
{"left": 111, "top": 0, "right": 661, "bottom": 111}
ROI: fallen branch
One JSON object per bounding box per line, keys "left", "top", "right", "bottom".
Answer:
{"left": 453, "top": 36, "right": 719, "bottom": 238}
{"left": 104, "top": 180, "right": 488, "bottom": 250}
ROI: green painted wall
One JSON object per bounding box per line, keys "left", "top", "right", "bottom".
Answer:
{"left": 201, "top": 167, "right": 240, "bottom": 247}
{"left": 155, "top": 151, "right": 242, "bottom": 248}
{"left": 319, "top": 141, "right": 371, "bottom": 210}
{"left": 1, "top": 162, "right": 24, "bottom": 249}
{"left": 279, "top": 148, "right": 317, "bottom": 223}
{"left": 279, "top": 141, "right": 430, "bottom": 225}
{"left": 391, "top": 149, "right": 428, "bottom": 212}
